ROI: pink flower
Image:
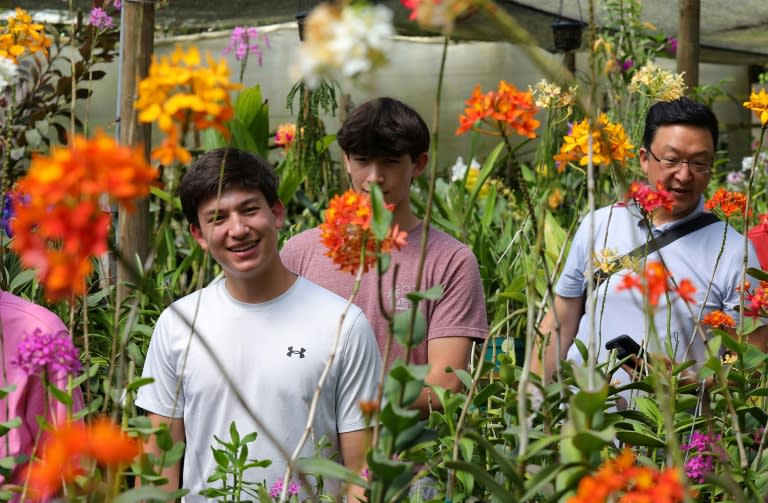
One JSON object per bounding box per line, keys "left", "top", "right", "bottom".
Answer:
{"left": 269, "top": 479, "right": 283, "bottom": 498}
{"left": 274, "top": 123, "right": 297, "bottom": 151}
{"left": 223, "top": 26, "right": 270, "bottom": 64}
{"left": 88, "top": 7, "right": 113, "bottom": 30}
{"left": 13, "top": 328, "right": 81, "bottom": 377}
{"left": 665, "top": 36, "right": 677, "bottom": 55}
{"left": 288, "top": 481, "right": 299, "bottom": 496}
{"left": 113, "top": 0, "right": 122, "bottom": 8}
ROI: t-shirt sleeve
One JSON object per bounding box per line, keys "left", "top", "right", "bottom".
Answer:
{"left": 335, "top": 309, "right": 381, "bottom": 434}
{"left": 427, "top": 246, "right": 488, "bottom": 341}
{"left": 556, "top": 216, "right": 590, "bottom": 298}
{"left": 280, "top": 234, "right": 306, "bottom": 276}
{"left": 135, "top": 309, "right": 185, "bottom": 418}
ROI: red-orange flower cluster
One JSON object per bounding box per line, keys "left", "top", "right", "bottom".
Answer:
{"left": 23, "top": 418, "right": 141, "bottom": 501}
{"left": 568, "top": 449, "right": 691, "bottom": 503}
{"left": 705, "top": 187, "right": 748, "bottom": 217}
{"left": 10, "top": 132, "right": 158, "bottom": 301}
{"left": 627, "top": 181, "right": 674, "bottom": 215}
{"left": 701, "top": 310, "right": 736, "bottom": 329}
{"left": 617, "top": 261, "right": 696, "bottom": 307}
{"left": 320, "top": 190, "right": 407, "bottom": 274}
{"left": 456, "top": 80, "right": 540, "bottom": 138}
{"left": 743, "top": 280, "right": 768, "bottom": 318}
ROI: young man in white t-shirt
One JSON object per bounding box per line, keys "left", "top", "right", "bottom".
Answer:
{"left": 136, "top": 148, "right": 381, "bottom": 501}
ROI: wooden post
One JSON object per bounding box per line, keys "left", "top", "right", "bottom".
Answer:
{"left": 677, "top": 0, "right": 700, "bottom": 91}
{"left": 116, "top": 0, "right": 154, "bottom": 302}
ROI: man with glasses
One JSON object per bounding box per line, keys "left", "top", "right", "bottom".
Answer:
{"left": 534, "top": 97, "right": 767, "bottom": 396}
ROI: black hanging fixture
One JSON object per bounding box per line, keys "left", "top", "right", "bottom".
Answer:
{"left": 296, "top": 11, "right": 308, "bottom": 42}
{"left": 551, "top": 0, "right": 586, "bottom": 52}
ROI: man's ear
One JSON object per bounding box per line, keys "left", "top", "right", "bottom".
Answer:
{"left": 412, "top": 152, "right": 429, "bottom": 179}
{"left": 639, "top": 147, "right": 650, "bottom": 176}
{"left": 344, "top": 153, "right": 352, "bottom": 175}
{"left": 271, "top": 200, "right": 286, "bottom": 228}
{"left": 189, "top": 223, "right": 209, "bottom": 251}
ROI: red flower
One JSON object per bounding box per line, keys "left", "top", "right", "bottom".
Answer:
{"left": 617, "top": 261, "right": 696, "bottom": 307}
{"left": 705, "top": 187, "right": 748, "bottom": 217}
{"left": 627, "top": 181, "right": 674, "bottom": 214}
{"left": 743, "top": 281, "right": 768, "bottom": 318}
{"left": 320, "top": 190, "right": 408, "bottom": 274}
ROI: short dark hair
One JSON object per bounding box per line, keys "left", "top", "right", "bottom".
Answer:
{"left": 336, "top": 97, "right": 430, "bottom": 161}
{"left": 642, "top": 97, "right": 719, "bottom": 150}
{"left": 179, "top": 148, "right": 279, "bottom": 227}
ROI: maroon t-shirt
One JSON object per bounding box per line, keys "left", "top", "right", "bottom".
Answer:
{"left": 281, "top": 223, "right": 488, "bottom": 368}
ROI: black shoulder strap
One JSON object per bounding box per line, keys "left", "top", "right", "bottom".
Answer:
{"left": 592, "top": 212, "right": 720, "bottom": 289}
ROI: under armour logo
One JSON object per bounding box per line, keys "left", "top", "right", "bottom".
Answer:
{"left": 286, "top": 346, "right": 306, "bottom": 358}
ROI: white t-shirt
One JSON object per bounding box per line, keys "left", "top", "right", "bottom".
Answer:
{"left": 557, "top": 199, "right": 760, "bottom": 388}
{"left": 136, "top": 277, "right": 382, "bottom": 501}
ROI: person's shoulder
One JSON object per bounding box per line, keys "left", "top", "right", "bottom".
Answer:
{"left": 291, "top": 278, "right": 367, "bottom": 322}
{"left": 282, "top": 227, "right": 322, "bottom": 249}
{"left": 0, "top": 291, "right": 67, "bottom": 333}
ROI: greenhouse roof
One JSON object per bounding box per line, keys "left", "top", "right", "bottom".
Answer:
{"left": 23, "top": 0, "right": 768, "bottom": 66}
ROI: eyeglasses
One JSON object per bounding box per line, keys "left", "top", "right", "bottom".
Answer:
{"left": 646, "top": 147, "right": 713, "bottom": 174}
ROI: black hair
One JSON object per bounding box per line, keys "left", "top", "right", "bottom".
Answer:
{"left": 179, "top": 148, "right": 278, "bottom": 227}
{"left": 336, "top": 97, "right": 430, "bottom": 161}
{"left": 642, "top": 97, "right": 719, "bottom": 150}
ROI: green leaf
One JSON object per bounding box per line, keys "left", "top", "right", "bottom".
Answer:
{"left": 47, "top": 383, "right": 73, "bottom": 407}
{"left": 571, "top": 428, "right": 615, "bottom": 454}
{"left": 126, "top": 377, "right": 155, "bottom": 393}
{"left": 405, "top": 285, "right": 444, "bottom": 302}
{"left": 9, "top": 269, "right": 36, "bottom": 291}
{"left": 0, "top": 417, "right": 21, "bottom": 436}
{"left": 572, "top": 387, "right": 609, "bottom": 417}
{"left": 748, "top": 267, "right": 768, "bottom": 281}
{"left": 370, "top": 184, "right": 392, "bottom": 241}
{"left": 615, "top": 430, "right": 665, "bottom": 447}
{"left": 445, "top": 460, "right": 517, "bottom": 500}
{"left": 393, "top": 308, "right": 427, "bottom": 348}
{"left": 113, "top": 487, "right": 189, "bottom": 503}
{"left": 229, "top": 421, "right": 240, "bottom": 445}
{"left": 296, "top": 456, "right": 368, "bottom": 487}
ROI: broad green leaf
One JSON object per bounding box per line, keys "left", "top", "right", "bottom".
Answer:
{"left": 370, "top": 184, "right": 392, "bottom": 241}
{"left": 405, "top": 285, "right": 444, "bottom": 302}
{"left": 615, "top": 430, "right": 665, "bottom": 447}
{"left": 393, "top": 308, "right": 427, "bottom": 348}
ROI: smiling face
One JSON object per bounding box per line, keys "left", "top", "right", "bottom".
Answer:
{"left": 345, "top": 151, "right": 428, "bottom": 228}
{"left": 190, "top": 187, "right": 284, "bottom": 287}
{"left": 640, "top": 124, "right": 714, "bottom": 225}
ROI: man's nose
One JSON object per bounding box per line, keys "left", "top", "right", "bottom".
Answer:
{"left": 228, "top": 215, "right": 249, "bottom": 236}
{"left": 366, "top": 163, "right": 384, "bottom": 183}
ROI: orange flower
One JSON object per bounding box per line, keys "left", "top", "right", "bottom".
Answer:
{"left": 23, "top": 422, "right": 88, "bottom": 500}
{"left": 705, "top": 187, "right": 748, "bottom": 217}
{"left": 702, "top": 310, "right": 736, "bottom": 329}
{"left": 456, "top": 80, "right": 540, "bottom": 138}
{"left": 23, "top": 419, "right": 140, "bottom": 501}
{"left": 10, "top": 132, "right": 158, "bottom": 301}
{"left": 320, "top": 190, "right": 407, "bottom": 274}
{"left": 617, "top": 261, "right": 696, "bottom": 307}
{"left": 86, "top": 417, "right": 141, "bottom": 466}
{"left": 568, "top": 449, "right": 691, "bottom": 503}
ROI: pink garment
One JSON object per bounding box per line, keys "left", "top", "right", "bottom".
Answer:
{"left": 281, "top": 223, "right": 488, "bottom": 368}
{"left": 0, "top": 290, "right": 84, "bottom": 483}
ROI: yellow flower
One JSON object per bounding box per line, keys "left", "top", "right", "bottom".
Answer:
{"left": 0, "top": 8, "right": 51, "bottom": 63}
{"left": 721, "top": 352, "right": 738, "bottom": 364}
{"left": 744, "top": 88, "right": 768, "bottom": 125}
{"left": 592, "top": 248, "right": 620, "bottom": 274}
{"left": 553, "top": 113, "right": 635, "bottom": 171}
{"left": 135, "top": 45, "right": 242, "bottom": 165}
